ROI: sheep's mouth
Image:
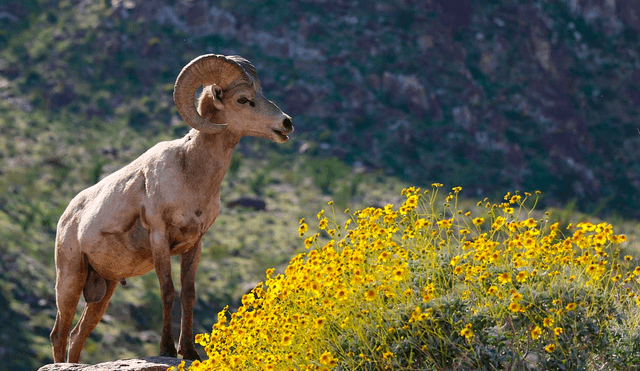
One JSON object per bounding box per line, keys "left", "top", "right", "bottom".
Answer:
{"left": 272, "top": 129, "right": 289, "bottom": 142}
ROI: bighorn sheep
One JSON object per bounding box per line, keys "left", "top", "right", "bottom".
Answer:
{"left": 50, "top": 54, "right": 293, "bottom": 362}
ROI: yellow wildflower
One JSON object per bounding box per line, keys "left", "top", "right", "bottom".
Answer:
{"left": 545, "top": 343, "right": 557, "bottom": 353}
{"left": 531, "top": 326, "right": 542, "bottom": 340}
{"left": 614, "top": 234, "right": 627, "bottom": 243}
{"left": 281, "top": 333, "right": 293, "bottom": 346}
{"left": 415, "top": 218, "right": 428, "bottom": 229}
{"left": 298, "top": 222, "right": 309, "bottom": 236}
{"left": 497, "top": 272, "right": 512, "bottom": 285}
{"left": 554, "top": 327, "right": 564, "bottom": 336}
{"left": 437, "top": 218, "right": 453, "bottom": 229}
{"left": 450, "top": 255, "right": 461, "bottom": 266}
{"left": 492, "top": 216, "right": 506, "bottom": 230}
{"left": 460, "top": 324, "right": 473, "bottom": 340}
{"left": 364, "top": 289, "right": 377, "bottom": 301}
{"left": 522, "top": 218, "right": 537, "bottom": 228}
{"left": 319, "top": 351, "right": 336, "bottom": 366}
{"left": 516, "top": 271, "right": 529, "bottom": 283}
{"left": 310, "top": 318, "right": 326, "bottom": 332}
{"left": 392, "top": 267, "right": 405, "bottom": 281}
{"left": 318, "top": 217, "right": 328, "bottom": 230}
{"left": 508, "top": 302, "right": 523, "bottom": 313}
{"left": 334, "top": 288, "right": 349, "bottom": 301}
{"left": 472, "top": 217, "right": 485, "bottom": 226}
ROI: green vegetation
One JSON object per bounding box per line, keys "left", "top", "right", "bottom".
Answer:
{"left": 1, "top": 0, "right": 639, "bottom": 370}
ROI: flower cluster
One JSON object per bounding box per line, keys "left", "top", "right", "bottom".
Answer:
{"left": 182, "top": 186, "right": 640, "bottom": 370}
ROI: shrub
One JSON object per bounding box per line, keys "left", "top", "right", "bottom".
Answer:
{"left": 307, "top": 157, "right": 350, "bottom": 195}
{"left": 180, "top": 186, "right": 640, "bottom": 371}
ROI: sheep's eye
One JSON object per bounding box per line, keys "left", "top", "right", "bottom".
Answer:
{"left": 237, "top": 97, "right": 249, "bottom": 104}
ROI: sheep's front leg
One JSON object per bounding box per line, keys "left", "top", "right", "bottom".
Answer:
{"left": 178, "top": 241, "right": 202, "bottom": 361}
{"left": 151, "top": 230, "right": 177, "bottom": 358}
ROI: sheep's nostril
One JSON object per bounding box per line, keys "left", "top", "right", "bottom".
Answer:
{"left": 282, "top": 117, "right": 293, "bottom": 132}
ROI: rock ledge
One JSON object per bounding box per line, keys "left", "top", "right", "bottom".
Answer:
{"left": 37, "top": 357, "right": 193, "bottom": 371}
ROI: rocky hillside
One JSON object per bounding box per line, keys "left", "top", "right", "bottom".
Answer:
{"left": 1, "top": 0, "right": 640, "bottom": 369}
{"left": 2, "top": 0, "right": 640, "bottom": 216}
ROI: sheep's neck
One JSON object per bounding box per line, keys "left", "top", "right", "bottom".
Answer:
{"left": 182, "top": 129, "right": 240, "bottom": 197}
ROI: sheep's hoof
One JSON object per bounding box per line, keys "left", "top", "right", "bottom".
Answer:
{"left": 179, "top": 347, "right": 202, "bottom": 361}
{"left": 160, "top": 346, "right": 177, "bottom": 358}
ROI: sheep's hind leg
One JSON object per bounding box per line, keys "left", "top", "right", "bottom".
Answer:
{"left": 50, "top": 257, "right": 86, "bottom": 362}
{"left": 67, "top": 279, "right": 118, "bottom": 363}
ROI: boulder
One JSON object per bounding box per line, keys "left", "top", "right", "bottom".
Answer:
{"left": 37, "top": 357, "right": 192, "bottom": 371}
{"left": 226, "top": 197, "right": 267, "bottom": 211}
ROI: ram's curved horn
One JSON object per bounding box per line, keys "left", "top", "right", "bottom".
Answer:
{"left": 173, "top": 54, "right": 254, "bottom": 134}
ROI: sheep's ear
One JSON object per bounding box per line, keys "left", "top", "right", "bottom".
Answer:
{"left": 198, "top": 85, "right": 225, "bottom": 117}
{"left": 211, "top": 85, "right": 224, "bottom": 111}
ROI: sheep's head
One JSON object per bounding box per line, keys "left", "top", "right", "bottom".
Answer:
{"left": 174, "top": 54, "right": 293, "bottom": 143}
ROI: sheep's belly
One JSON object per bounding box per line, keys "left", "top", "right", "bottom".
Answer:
{"left": 87, "top": 247, "right": 154, "bottom": 281}
{"left": 88, "top": 221, "right": 155, "bottom": 280}
{"left": 88, "top": 216, "right": 204, "bottom": 280}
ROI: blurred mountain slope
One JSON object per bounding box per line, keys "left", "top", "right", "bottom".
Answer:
{"left": 1, "top": 0, "right": 640, "bottom": 369}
